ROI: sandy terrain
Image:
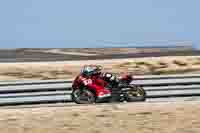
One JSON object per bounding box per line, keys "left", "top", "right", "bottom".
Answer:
{"left": 1, "top": 56, "right": 200, "bottom": 81}
{"left": 0, "top": 101, "right": 199, "bottom": 133}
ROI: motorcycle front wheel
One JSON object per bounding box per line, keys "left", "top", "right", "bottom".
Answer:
{"left": 72, "top": 89, "right": 95, "bottom": 104}
{"left": 123, "top": 85, "right": 146, "bottom": 102}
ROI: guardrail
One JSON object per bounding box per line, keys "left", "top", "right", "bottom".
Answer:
{"left": 2, "top": 73, "right": 200, "bottom": 86}
{"left": 0, "top": 74, "right": 200, "bottom": 106}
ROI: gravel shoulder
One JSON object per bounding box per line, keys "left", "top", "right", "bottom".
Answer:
{"left": 0, "top": 56, "right": 200, "bottom": 81}
{"left": 0, "top": 101, "right": 200, "bottom": 133}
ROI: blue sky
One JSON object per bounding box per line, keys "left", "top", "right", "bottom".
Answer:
{"left": 0, "top": 0, "right": 199, "bottom": 48}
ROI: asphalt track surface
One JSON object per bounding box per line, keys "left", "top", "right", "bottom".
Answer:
{"left": 0, "top": 50, "right": 200, "bottom": 62}
{"left": 2, "top": 98, "right": 200, "bottom": 110}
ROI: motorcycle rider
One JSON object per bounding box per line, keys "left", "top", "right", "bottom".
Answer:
{"left": 72, "top": 64, "right": 116, "bottom": 99}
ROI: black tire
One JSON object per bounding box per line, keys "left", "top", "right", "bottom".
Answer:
{"left": 124, "top": 85, "right": 146, "bottom": 102}
{"left": 72, "top": 89, "right": 96, "bottom": 104}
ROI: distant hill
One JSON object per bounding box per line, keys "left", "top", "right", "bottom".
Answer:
{"left": 0, "top": 46, "right": 199, "bottom": 62}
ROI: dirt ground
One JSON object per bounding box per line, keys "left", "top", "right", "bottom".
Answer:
{"left": 1, "top": 56, "right": 200, "bottom": 81}
{"left": 0, "top": 101, "right": 199, "bottom": 133}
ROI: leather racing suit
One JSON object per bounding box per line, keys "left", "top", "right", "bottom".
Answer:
{"left": 72, "top": 73, "right": 112, "bottom": 99}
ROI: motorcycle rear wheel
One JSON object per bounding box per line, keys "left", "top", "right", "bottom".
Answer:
{"left": 72, "top": 89, "right": 96, "bottom": 104}
{"left": 124, "top": 85, "right": 146, "bottom": 102}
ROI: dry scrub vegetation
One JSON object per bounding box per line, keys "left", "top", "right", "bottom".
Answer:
{"left": 114, "top": 56, "right": 200, "bottom": 75}
{"left": 1, "top": 56, "right": 200, "bottom": 81}
{"left": 0, "top": 101, "right": 200, "bottom": 133}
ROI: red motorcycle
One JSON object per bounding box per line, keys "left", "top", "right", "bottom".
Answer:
{"left": 71, "top": 73, "right": 146, "bottom": 104}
